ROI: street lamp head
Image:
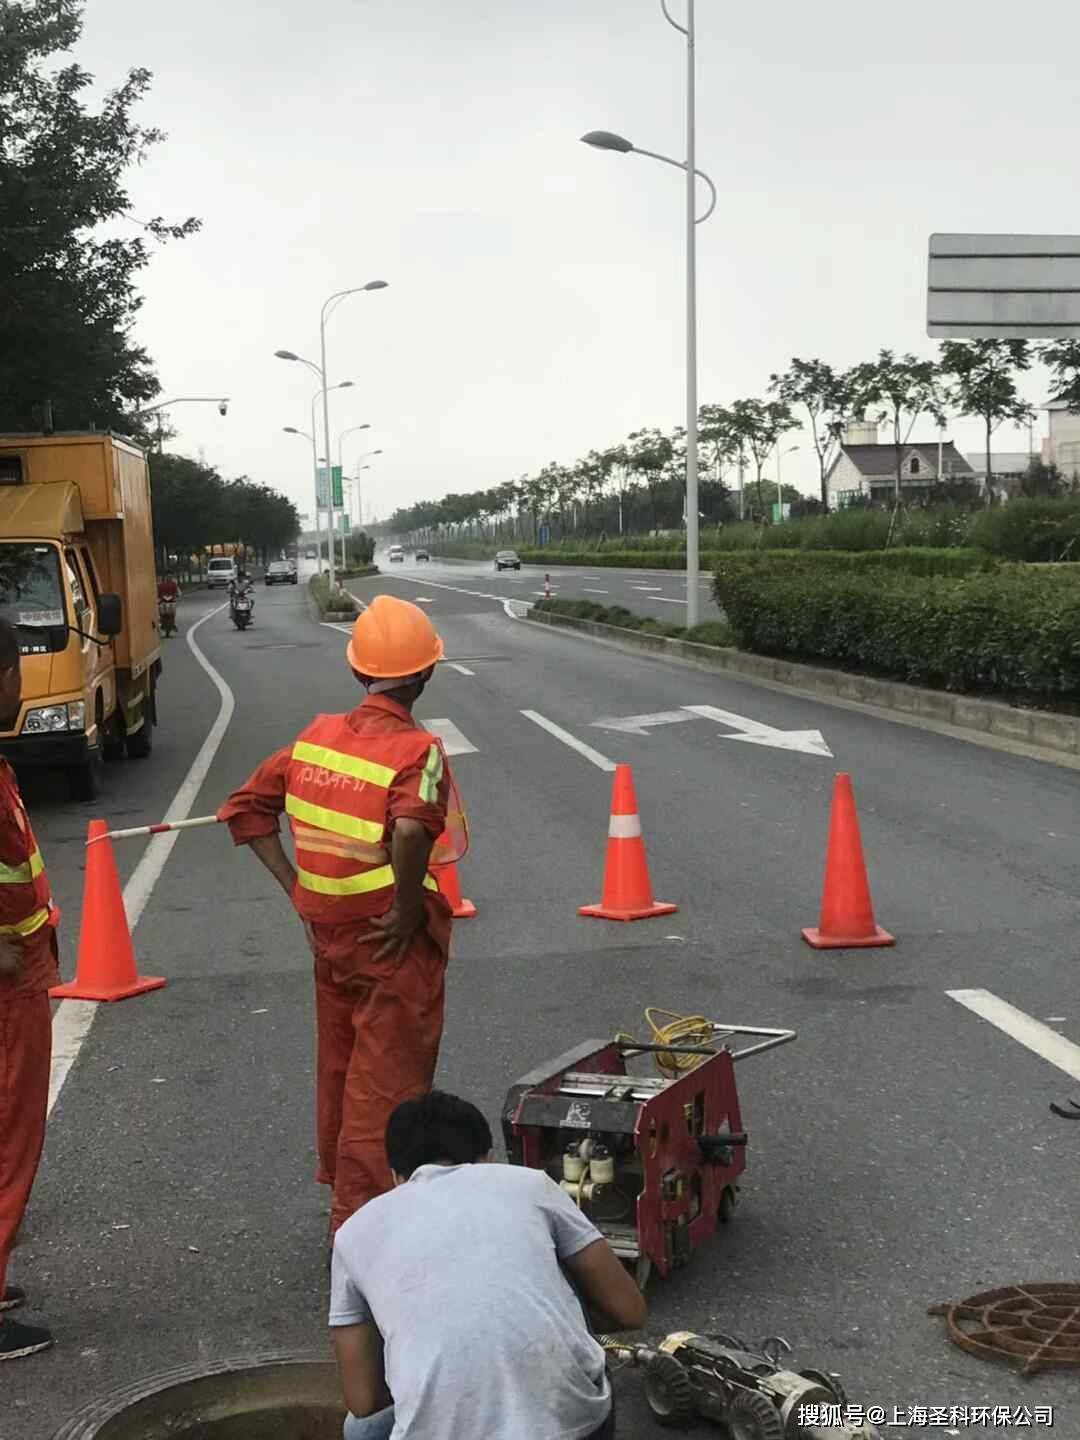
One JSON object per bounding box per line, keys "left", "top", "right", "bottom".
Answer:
{"left": 363, "top": 280, "right": 389, "bottom": 291}
{"left": 283, "top": 427, "right": 300, "bottom": 435}
{"left": 274, "top": 349, "right": 300, "bottom": 361}
{"left": 372, "top": 449, "right": 383, "bottom": 455}
{"left": 581, "top": 130, "right": 634, "bottom": 154}
{"left": 337, "top": 381, "right": 355, "bottom": 390}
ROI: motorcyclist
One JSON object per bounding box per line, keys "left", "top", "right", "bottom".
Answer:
{"left": 228, "top": 566, "right": 255, "bottom": 625}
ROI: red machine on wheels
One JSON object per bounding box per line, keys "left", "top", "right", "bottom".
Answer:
{"left": 502, "top": 1017, "right": 795, "bottom": 1287}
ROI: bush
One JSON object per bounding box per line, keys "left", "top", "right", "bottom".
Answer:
{"left": 714, "top": 567, "right": 1080, "bottom": 702}
{"left": 967, "top": 497, "right": 1080, "bottom": 562}
{"left": 310, "top": 574, "right": 359, "bottom": 617}
{"left": 711, "top": 548, "right": 994, "bottom": 592}
{"left": 532, "top": 597, "right": 733, "bottom": 647}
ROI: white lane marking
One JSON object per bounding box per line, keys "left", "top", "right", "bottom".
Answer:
{"left": 632, "top": 585, "right": 663, "bottom": 592}
{"left": 593, "top": 710, "right": 697, "bottom": 736}
{"left": 521, "top": 710, "right": 617, "bottom": 772}
{"left": 504, "top": 599, "right": 531, "bottom": 620}
{"left": 48, "top": 603, "right": 235, "bottom": 1117}
{"left": 582, "top": 588, "right": 609, "bottom": 594}
{"left": 532, "top": 590, "right": 558, "bottom": 597}
{"left": 411, "top": 597, "right": 435, "bottom": 603}
{"left": 447, "top": 663, "right": 475, "bottom": 675}
{"left": 948, "top": 989, "right": 1080, "bottom": 1082}
{"left": 422, "top": 717, "right": 478, "bottom": 755}
{"left": 683, "top": 703, "right": 832, "bottom": 757}
{"left": 324, "top": 622, "right": 353, "bottom": 634}
{"left": 657, "top": 597, "right": 688, "bottom": 604}
{"left": 378, "top": 575, "right": 505, "bottom": 604}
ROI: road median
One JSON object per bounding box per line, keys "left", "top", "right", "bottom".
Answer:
{"left": 527, "top": 601, "right": 1080, "bottom": 762}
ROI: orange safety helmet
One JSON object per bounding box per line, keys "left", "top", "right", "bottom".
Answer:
{"left": 346, "top": 594, "right": 444, "bottom": 679}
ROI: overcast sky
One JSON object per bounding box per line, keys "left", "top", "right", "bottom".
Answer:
{"left": 75, "top": 0, "right": 1078, "bottom": 520}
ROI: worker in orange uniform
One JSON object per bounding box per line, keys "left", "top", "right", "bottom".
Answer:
{"left": 218, "top": 595, "right": 461, "bottom": 1238}
{"left": 0, "top": 619, "right": 58, "bottom": 1362}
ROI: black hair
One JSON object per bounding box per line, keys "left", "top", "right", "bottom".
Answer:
{"left": 385, "top": 1090, "right": 493, "bottom": 1179}
{"left": 0, "top": 618, "right": 19, "bottom": 671}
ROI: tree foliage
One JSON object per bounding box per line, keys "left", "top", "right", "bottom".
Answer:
{"left": 938, "top": 340, "right": 1034, "bottom": 499}
{"left": 150, "top": 453, "right": 300, "bottom": 569}
{"left": 0, "top": 0, "right": 199, "bottom": 431}
{"left": 770, "top": 358, "right": 854, "bottom": 512}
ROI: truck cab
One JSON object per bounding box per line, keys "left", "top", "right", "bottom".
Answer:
{"left": 0, "top": 433, "right": 161, "bottom": 800}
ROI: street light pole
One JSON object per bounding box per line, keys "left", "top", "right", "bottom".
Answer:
{"left": 774, "top": 444, "right": 799, "bottom": 522}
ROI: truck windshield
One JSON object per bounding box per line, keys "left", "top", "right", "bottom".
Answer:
{"left": 0, "top": 543, "right": 67, "bottom": 651}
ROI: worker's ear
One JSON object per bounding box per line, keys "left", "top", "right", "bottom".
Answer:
{"left": 390, "top": 1170, "right": 407, "bottom": 1188}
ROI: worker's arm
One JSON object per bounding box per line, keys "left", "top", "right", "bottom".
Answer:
{"left": 563, "top": 1238, "right": 648, "bottom": 1332}
{"left": 248, "top": 833, "right": 297, "bottom": 898}
{"left": 361, "top": 818, "right": 434, "bottom": 962}
{"left": 333, "top": 1323, "right": 392, "bottom": 1418}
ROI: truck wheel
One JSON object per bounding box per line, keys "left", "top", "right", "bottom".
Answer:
{"left": 643, "top": 1354, "right": 695, "bottom": 1428}
{"left": 68, "top": 747, "right": 105, "bottom": 802}
{"left": 126, "top": 715, "right": 153, "bottom": 759}
{"left": 727, "top": 1389, "right": 784, "bottom": 1440}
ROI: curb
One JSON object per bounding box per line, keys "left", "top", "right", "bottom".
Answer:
{"left": 527, "top": 609, "right": 1080, "bottom": 761}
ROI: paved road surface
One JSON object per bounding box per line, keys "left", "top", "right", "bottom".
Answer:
{"left": 10, "top": 564, "right": 1077, "bottom": 1437}
{"left": 380, "top": 548, "right": 727, "bottom": 623}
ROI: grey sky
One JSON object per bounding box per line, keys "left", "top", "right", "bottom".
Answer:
{"left": 76, "top": 0, "right": 1078, "bottom": 519}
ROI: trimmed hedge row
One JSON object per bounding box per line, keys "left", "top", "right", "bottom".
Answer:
{"left": 714, "top": 568, "right": 1080, "bottom": 702}
{"left": 533, "top": 597, "right": 733, "bottom": 648}
{"left": 517, "top": 549, "right": 704, "bottom": 569}
{"left": 309, "top": 574, "right": 360, "bottom": 617}
{"left": 712, "top": 547, "right": 995, "bottom": 584}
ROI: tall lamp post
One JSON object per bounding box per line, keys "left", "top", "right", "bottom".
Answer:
{"left": 582, "top": 0, "right": 713, "bottom": 627}
{"left": 774, "top": 444, "right": 800, "bottom": 522}
{"left": 279, "top": 375, "right": 354, "bottom": 570}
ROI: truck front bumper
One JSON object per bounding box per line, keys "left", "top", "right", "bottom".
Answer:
{"left": 0, "top": 732, "right": 90, "bottom": 768}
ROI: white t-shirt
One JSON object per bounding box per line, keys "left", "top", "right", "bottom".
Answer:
{"left": 330, "top": 1162, "right": 612, "bottom": 1440}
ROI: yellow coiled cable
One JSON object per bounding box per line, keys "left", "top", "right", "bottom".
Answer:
{"left": 615, "top": 1007, "right": 717, "bottom": 1079}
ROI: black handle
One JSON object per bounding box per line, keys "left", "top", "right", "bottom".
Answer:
{"left": 698, "top": 1133, "right": 748, "bottom": 1160}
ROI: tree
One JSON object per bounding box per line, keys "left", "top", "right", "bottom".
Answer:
{"left": 770, "top": 358, "right": 853, "bottom": 513}
{"left": 1042, "top": 341, "right": 1080, "bottom": 414}
{"left": 938, "top": 340, "right": 1034, "bottom": 502}
{"left": 847, "top": 351, "right": 944, "bottom": 504}
{"left": 722, "top": 399, "right": 795, "bottom": 520}
{"left": 624, "top": 428, "right": 676, "bottom": 532}
{"left": 0, "top": 0, "right": 200, "bottom": 431}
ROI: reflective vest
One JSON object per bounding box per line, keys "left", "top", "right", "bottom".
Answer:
{"left": 284, "top": 713, "right": 447, "bottom": 919}
{"left": 0, "top": 772, "right": 54, "bottom": 939}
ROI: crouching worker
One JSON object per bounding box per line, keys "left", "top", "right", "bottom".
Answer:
{"left": 330, "top": 1091, "right": 646, "bottom": 1440}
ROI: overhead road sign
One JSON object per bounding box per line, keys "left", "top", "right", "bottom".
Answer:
{"left": 927, "top": 233, "right": 1080, "bottom": 339}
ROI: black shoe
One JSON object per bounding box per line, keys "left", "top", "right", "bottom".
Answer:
{"left": 0, "top": 1316, "right": 53, "bottom": 1361}
{"left": 0, "top": 1285, "right": 26, "bottom": 1312}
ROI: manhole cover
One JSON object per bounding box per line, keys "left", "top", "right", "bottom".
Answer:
{"left": 929, "top": 1283, "right": 1080, "bottom": 1376}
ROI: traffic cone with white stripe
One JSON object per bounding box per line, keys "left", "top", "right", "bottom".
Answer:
{"left": 579, "top": 765, "right": 677, "bottom": 922}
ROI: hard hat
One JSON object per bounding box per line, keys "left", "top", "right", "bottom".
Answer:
{"left": 346, "top": 594, "right": 444, "bottom": 679}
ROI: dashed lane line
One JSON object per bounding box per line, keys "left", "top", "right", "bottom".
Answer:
{"left": 49, "top": 603, "right": 235, "bottom": 1117}
{"left": 947, "top": 988, "right": 1080, "bottom": 1082}
{"left": 422, "top": 718, "right": 478, "bottom": 755}
{"left": 447, "top": 663, "right": 475, "bottom": 675}
{"left": 520, "top": 710, "right": 617, "bottom": 773}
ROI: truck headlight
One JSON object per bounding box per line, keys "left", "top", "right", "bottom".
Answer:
{"left": 22, "top": 702, "right": 86, "bottom": 734}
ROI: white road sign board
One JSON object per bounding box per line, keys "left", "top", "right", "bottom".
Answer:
{"left": 591, "top": 704, "right": 832, "bottom": 757}
{"left": 927, "top": 233, "right": 1080, "bottom": 339}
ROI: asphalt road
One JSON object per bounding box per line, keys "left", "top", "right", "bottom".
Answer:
{"left": 9, "top": 562, "right": 1079, "bottom": 1437}
{"left": 384, "top": 549, "right": 727, "bottom": 623}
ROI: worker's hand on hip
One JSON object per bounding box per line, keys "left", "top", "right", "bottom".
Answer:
{"left": 0, "top": 937, "right": 23, "bottom": 978}
{"left": 360, "top": 904, "right": 424, "bottom": 964}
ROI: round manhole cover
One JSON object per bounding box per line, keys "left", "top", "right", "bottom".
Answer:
{"left": 929, "top": 1283, "right": 1080, "bottom": 1376}
{"left": 51, "top": 1353, "right": 343, "bottom": 1439}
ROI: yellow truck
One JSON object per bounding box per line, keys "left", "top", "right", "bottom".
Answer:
{"left": 0, "top": 432, "right": 161, "bottom": 800}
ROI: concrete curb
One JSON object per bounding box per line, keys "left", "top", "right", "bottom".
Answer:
{"left": 527, "top": 609, "right": 1080, "bottom": 761}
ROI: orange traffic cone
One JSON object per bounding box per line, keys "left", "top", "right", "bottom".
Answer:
{"left": 437, "top": 857, "right": 476, "bottom": 919}
{"left": 579, "top": 765, "right": 677, "bottom": 922}
{"left": 802, "top": 774, "right": 894, "bottom": 949}
{"left": 49, "top": 820, "right": 167, "bottom": 1001}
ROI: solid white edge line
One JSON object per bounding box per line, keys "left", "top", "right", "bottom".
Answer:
{"left": 48, "top": 602, "right": 235, "bottom": 1117}
{"left": 520, "top": 709, "right": 617, "bottom": 772}
{"left": 947, "top": 987, "right": 1080, "bottom": 1083}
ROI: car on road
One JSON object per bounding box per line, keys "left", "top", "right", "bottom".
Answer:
{"left": 388, "top": 545, "right": 405, "bottom": 563}
{"left": 415, "top": 548, "right": 430, "bottom": 562}
{"left": 265, "top": 559, "right": 298, "bottom": 585}
{"left": 495, "top": 549, "right": 521, "bottom": 571}
{"left": 207, "top": 557, "right": 237, "bottom": 589}
{"left": 305, "top": 548, "right": 318, "bottom": 560}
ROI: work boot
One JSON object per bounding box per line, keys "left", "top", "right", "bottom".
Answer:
{"left": 0, "top": 1316, "right": 54, "bottom": 1361}
{"left": 0, "top": 1285, "right": 26, "bottom": 1312}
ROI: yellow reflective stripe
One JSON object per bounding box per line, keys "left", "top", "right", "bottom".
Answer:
{"left": 0, "top": 905, "right": 50, "bottom": 937}
{"left": 292, "top": 741, "right": 395, "bottom": 789}
{"left": 0, "top": 848, "right": 43, "bottom": 885}
{"left": 296, "top": 866, "right": 438, "bottom": 897}
{"left": 418, "top": 743, "right": 444, "bottom": 804}
{"left": 285, "top": 794, "right": 384, "bottom": 844}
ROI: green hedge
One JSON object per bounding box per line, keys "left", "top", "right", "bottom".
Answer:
{"left": 309, "top": 574, "right": 360, "bottom": 617}
{"left": 712, "top": 547, "right": 995, "bottom": 589}
{"left": 518, "top": 549, "right": 707, "bottom": 569}
{"left": 967, "top": 497, "right": 1080, "bottom": 562}
{"left": 533, "top": 597, "right": 733, "bottom": 648}
{"left": 714, "top": 568, "right": 1080, "bottom": 702}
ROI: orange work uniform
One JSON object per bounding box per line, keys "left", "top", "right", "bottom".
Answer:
{"left": 218, "top": 693, "right": 454, "bottom": 1232}
{"left": 0, "top": 760, "right": 60, "bottom": 1302}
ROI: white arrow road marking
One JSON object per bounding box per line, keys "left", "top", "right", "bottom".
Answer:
{"left": 948, "top": 989, "right": 1080, "bottom": 1082}
{"left": 592, "top": 710, "right": 699, "bottom": 736}
{"left": 590, "top": 704, "right": 831, "bottom": 756}
{"left": 422, "top": 718, "right": 478, "bottom": 755}
{"left": 683, "top": 704, "right": 833, "bottom": 757}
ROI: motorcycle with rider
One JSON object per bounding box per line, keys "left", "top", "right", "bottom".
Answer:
{"left": 228, "top": 566, "right": 255, "bottom": 630}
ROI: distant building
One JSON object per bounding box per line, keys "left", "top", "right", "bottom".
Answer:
{"left": 1041, "top": 399, "right": 1080, "bottom": 482}
{"left": 963, "top": 451, "right": 1033, "bottom": 499}
{"left": 826, "top": 419, "right": 975, "bottom": 507}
